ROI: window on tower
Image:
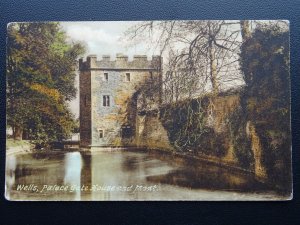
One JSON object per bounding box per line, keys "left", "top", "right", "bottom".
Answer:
{"left": 103, "top": 95, "right": 110, "bottom": 107}
{"left": 125, "top": 73, "right": 130, "bottom": 82}
{"left": 98, "top": 129, "right": 104, "bottom": 138}
{"left": 104, "top": 73, "right": 108, "bottom": 81}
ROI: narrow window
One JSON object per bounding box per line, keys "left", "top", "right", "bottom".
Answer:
{"left": 150, "top": 71, "right": 153, "bottom": 79}
{"left": 99, "top": 130, "right": 104, "bottom": 138}
{"left": 103, "top": 96, "right": 106, "bottom": 106}
{"left": 125, "top": 73, "right": 130, "bottom": 82}
{"left": 104, "top": 73, "right": 108, "bottom": 81}
{"left": 103, "top": 95, "right": 110, "bottom": 107}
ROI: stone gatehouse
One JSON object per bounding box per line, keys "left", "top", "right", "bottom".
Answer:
{"left": 79, "top": 54, "right": 162, "bottom": 147}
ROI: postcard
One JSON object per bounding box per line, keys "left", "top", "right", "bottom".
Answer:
{"left": 5, "top": 20, "right": 292, "bottom": 201}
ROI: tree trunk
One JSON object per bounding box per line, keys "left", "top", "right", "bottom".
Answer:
{"left": 158, "top": 56, "right": 163, "bottom": 105}
{"left": 22, "top": 129, "right": 29, "bottom": 140}
{"left": 208, "top": 22, "right": 218, "bottom": 95}
{"left": 13, "top": 125, "right": 23, "bottom": 140}
{"left": 240, "top": 20, "right": 251, "bottom": 41}
{"left": 209, "top": 44, "right": 218, "bottom": 95}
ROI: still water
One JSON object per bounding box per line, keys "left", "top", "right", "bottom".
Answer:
{"left": 5, "top": 149, "right": 282, "bottom": 201}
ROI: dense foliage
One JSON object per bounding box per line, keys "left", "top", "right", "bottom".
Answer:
{"left": 160, "top": 97, "right": 228, "bottom": 157}
{"left": 7, "top": 22, "right": 85, "bottom": 143}
{"left": 239, "top": 24, "right": 291, "bottom": 190}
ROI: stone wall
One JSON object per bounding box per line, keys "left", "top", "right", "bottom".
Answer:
{"left": 135, "top": 112, "right": 174, "bottom": 150}
{"left": 135, "top": 93, "right": 241, "bottom": 155}
{"left": 211, "top": 94, "right": 241, "bottom": 133}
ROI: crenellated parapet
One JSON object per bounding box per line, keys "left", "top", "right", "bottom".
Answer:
{"left": 79, "top": 54, "right": 162, "bottom": 71}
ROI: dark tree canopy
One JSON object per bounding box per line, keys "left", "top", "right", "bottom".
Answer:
{"left": 239, "top": 23, "right": 291, "bottom": 190}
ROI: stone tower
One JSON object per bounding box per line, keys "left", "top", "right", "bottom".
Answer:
{"left": 79, "top": 54, "right": 162, "bottom": 148}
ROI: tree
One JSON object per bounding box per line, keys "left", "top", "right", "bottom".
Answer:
{"left": 125, "top": 20, "right": 242, "bottom": 100}
{"left": 240, "top": 22, "right": 291, "bottom": 189}
{"left": 6, "top": 22, "right": 85, "bottom": 142}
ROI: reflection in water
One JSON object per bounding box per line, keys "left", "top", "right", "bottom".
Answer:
{"left": 5, "top": 150, "right": 283, "bottom": 201}
{"left": 5, "top": 155, "right": 16, "bottom": 197}
{"left": 64, "top": 152, "right": 82, "bottom": 200}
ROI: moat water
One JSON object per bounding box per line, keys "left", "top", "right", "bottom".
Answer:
{"left": 5, "top": 149, "right": 284, "bottom": 200}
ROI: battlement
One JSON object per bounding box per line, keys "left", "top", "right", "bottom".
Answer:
{"left": 79, "top": 54, "right": 162, "bottom": 71}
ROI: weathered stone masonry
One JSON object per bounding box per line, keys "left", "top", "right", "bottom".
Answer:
{"left": 79, "top": 54, "right": 162, "bottom": 147}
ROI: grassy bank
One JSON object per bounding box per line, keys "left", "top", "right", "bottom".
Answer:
{"left": 6, "top": 139, "right": 30, "bottom": 148}
{"left": 6, "top": 139, "right": 33, "bottom": 155}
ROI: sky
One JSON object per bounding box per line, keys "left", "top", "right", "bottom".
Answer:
{"left": 60, "top": 21, "right": 250, "bottom": 117}
{"left": 61, "top": 21, "right": 160, "bottom": 59}
{"left": 61, "top": 21, "right": 160, "bottom": 117}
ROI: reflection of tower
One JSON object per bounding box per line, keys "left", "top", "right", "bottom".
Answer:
{"left": 64, "top": 152, "right": 82, "bottom": 200}
{"left": 79, "top": 54, "right": 162, "bottom": 148}
{"left": 80, "top": 153, "right": 92, "bottom": 200}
